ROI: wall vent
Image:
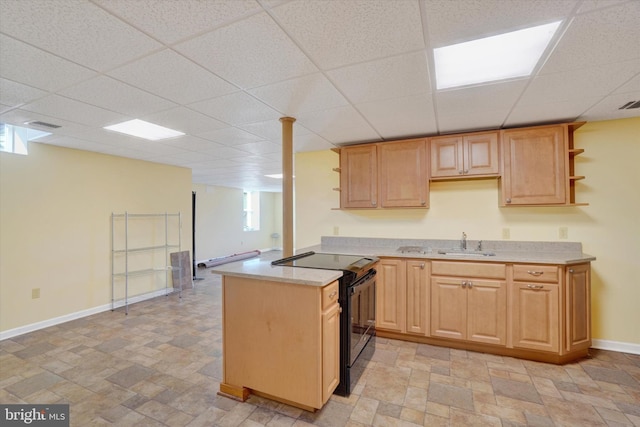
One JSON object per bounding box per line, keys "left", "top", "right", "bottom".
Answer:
{"left": 618, "top": 100, "right": 640, "bottom": 110}
{"left": 26, "top": 120, "right": 61, "bottom": 129}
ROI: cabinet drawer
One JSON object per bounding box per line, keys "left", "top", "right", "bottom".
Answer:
{"left": 513, "top": 265, "right": 559, "bottom": 283}
{"left": 431, "top": 261, "right": 506, "bottom": 279}
{"left": 322, "top": 281, "right": 339, "bottom": 311}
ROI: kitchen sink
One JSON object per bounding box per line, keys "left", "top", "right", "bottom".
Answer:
{"left": 436, "top": 250, "right": 496, "bottom": 257}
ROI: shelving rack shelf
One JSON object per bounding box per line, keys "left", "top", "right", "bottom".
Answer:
{"left": 111, "top": 212, "right": 182, "bottom": 314}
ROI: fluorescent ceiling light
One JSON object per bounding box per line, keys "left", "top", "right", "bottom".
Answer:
{"left": 265, "top": 174, "right": 295, "bottom": 179}
{"left": 104, "top": 119, "right": 184, "bottom": 141}
{"left": 434, "top": 21, "right": 562, "bottom": 90}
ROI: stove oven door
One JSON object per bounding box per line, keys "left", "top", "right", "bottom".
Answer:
{"left": 350, "top": 270, "right": 376, "bottom": 365}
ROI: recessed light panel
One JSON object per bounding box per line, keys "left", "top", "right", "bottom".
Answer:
{"left": 104, "top": 119, "right": 184, "bottom": 141}
{"left": 434, "top": 21, "right": 562, "bottom": 90}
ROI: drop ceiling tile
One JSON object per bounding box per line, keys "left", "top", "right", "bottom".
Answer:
{"left": 94, "top": 0, "right": 261, "bottom": 44}
{"left": 578, "top": 90, "right": 640, "bottom": 122}
{"left": 108, "top": 50, "right": 238, "bottom": 105}
{"left": 577, "top": 0, "right": 628, "bottom": 14}
{"left": 437, "top": 108, "right": 511, "bottom": 134}
{"left": 292, "top": 133, "right": 336, "bottom": 152}
{"left": 505, "top": 97, "right": 602, "bottom": 127}
{"left": 234, "top": 141, "right": 282, "bottom": 155}
{"left": 141, "top": 107, "right": 227, "bottom": 136}
{"left": 327, "top": 51, "right": 431, "bottom": 105}
{"left": 19, "top": 95, "right": 128, "bottom": 128}
{"left": 435, "top": 80, "right": 527, "bottom": 116}
{"left": 238, "top": 119, "right": 312, "bottom": 141}
{"left": 272, "top": 0, "right": 423, "bottom": 69}
{"left": 196, "top": 126, "right": 264, "bottom": 146}
{"left": 423, "top": 0, "right": 577, "bottom": 47}
{"left": 520, "top": 60, "right": 640, "bottom": 105}
{"left": 249, "top": 73, "right": 348, "bottom": 115}
{"left": 296, "top": 105, "right": 381, "bottom": 144}
{"left": 0, "top": 79, "right": 48, "bottom": 108}
{"left": 541, "top": 1, "right": 640, "bottom": 74}
{"left": 59, "top": 76, "right": 176, "bottom": 117}
{"left": 189, "top": 92, "right": 281, "bottom": 126}
{"left": 199, "top": 144, "right": 250, "bottom": 158}
{"left": 176, "top": 12, "right": 317, "bottom": 89}
{"left": 0, "top": 35, "right": 96, "bottom": 92}
{"left": 357, "top": 94, "right": 437, "bottom": 139}
{"left": 155, "top": 136, "right": 223, "bottom": 153}
{"left": 614, "top": 73, "right": 640, "bottom": 94}
{"left": 0, "top": 0, "right": 161, "bottom": 71}
{"left": 0, "top": 102, "right": 12, "bottom": 114}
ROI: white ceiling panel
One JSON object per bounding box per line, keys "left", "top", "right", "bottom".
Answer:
{"left": 59, "top": 76, "right": 176, "bottom": 118}
{"left": 0, "top": 0, "right": 161, "bottom": 71}
{"left": 1, "top": 0, "right": 638, "bottom": 191}
{"left": 175, "top": 12, "right": 317, "bottom": 89}
{"left": 249, "top": 73, "right": 348, "bottom": 116}
{"left": 423, "top": 0, "right": 578, "bottom": 47}
{"left": 541, "top": 1, "right": 640, "bottom": 74}
{"left": 189, "top": 92, "right": 281, "bottom": 126}
{"left": 93, "top": 0, "right": 261, "bottom": 44}
{"left": 328, "top": 51, "right": 432, "bottom": 104}
{"left": 357, "top": 94, "right": 437, "bottom": 139}
{"left": 141, "top": 107, "right": 228, "bottom": 136}
{"left": 519, "top": 60, "right": 640, "bottom": 106}
{"left": 0, "top": 79, "right": 48, "bottom": 108}
{"left": 19, "top": 96, "right": 128, "bottom": 128}
{"left": 108, "top": 49, "right": 239, "bottom": 105}
{"left": 0, "top": 35, "right": 96, "bottom": 92}
{"left": 297, "top": 105, "right": 381, "bottom": 145}
{"left": 271, "top": 0, "right": 424, "bottom": 70}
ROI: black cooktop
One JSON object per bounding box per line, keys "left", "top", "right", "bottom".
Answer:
{"left": 271, "top": 251, "right": 378, "bottom": 277}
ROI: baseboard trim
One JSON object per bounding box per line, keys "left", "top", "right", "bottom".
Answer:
{"left": 591, "top": 339, "right": 640, "bottom": 355}
{"left": 0, "top": 288, "right": 175, "bottom": 341}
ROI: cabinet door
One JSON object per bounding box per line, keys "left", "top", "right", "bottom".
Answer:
{"left": 430, "top": 136, "right": 463, "bottom": 178}
{"left": 565, "top": 264, "right": 591, "bottom": 352}
{"left": 340, "top": 145, "right": 378, "bottom": 208}
{"left": 430, "top": 277, "right": 466, "bottom": 340}
{"left": 512, "top": 282, "right": 559, "bottom": 353}
{"left": 406, "top": 260, "right": 429, "bottom": 335}
{"left": 379, "top": 139, "right": 428, "bottom": 207}
{"left": 322, "top": 303, "right": 340, "bottom": 402}
{"left": 464, "top": 132, "right": 499, "bottom": 176}
{"left": 501, "top": 126, "right": 566, "bottom": 205}
{"left": 466, "top": 279, "right": 506, "bottom": 345}
{"left": 376, "top": 259, "right": 406, "bottom": 332}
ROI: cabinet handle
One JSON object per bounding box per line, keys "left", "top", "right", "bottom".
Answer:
{"left": 527, "top": 284, "right": 544, "bottom": 290}
{"left": 527, "top": 270, "right": 544, "bottom": 276}
{"left": 329, "top": 291, "right": 337, "bottom": 300}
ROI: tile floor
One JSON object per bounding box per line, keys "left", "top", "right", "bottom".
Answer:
{"left": 1, "top": 265, "right": 639, "bottom": 426}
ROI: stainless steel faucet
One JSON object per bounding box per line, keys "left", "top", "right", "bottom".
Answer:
{"left": 461, "top": 232, "right": 467, "bottom": 250}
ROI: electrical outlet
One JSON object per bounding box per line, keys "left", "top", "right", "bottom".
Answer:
{"left": 559, "top": 226, "right": 568, "bottom": 239}
{"left": 333, "top": 226, "right": 339, "bottom": 236}
{"left": 502, "top": 227, "right": 511, "bottom": 239}
{"left": 32, "top": 288, "right": 40, "bottom": 299}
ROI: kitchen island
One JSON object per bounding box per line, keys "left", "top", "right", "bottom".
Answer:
{"left": 211, "top": 257, "right": 343, "bottom": 411}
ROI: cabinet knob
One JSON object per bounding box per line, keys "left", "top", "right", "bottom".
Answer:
{"left": 569, "top": 269, "right": 574, "bottom": 273}
{"left": 463, "top": 169, "right": 469, "bottom": 174}
{"left": 420, "top": 263, "right": 425, "bottom": 269}
{"left": 372, "top": 200, "right": 377, "bottom": 206}
{"left": 329, "top": 291, "right": 337, "bottom": 300}
{"left": 459, "top": 170, "right": 464, "bottom": 175}
{"left": 421, "top": 201, "right": 426, "bottom": 206}
{"left": 467, "top": 281, "right": 473, "bottom": 288}
{"left": 506, "top": 198, "right": 512, "bottom": 204}
{"left": 461, "top": 281, "right": 467, "bottom": 288}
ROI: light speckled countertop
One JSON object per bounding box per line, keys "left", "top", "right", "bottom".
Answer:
{"left": 210, "top": 256, "right": 342, "bottom": 287}
{"left": 211, "top": 237, "right": 595, "bottom": 286}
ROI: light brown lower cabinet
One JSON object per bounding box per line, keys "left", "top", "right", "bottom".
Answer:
{"left": 376, "top": 258, "right": 591, "bottom": 363}
{"left": 219, "top": 276, "right": 340, "bottom": 411}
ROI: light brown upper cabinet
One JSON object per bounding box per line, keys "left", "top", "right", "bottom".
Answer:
{"left": 430, "top": 131, "right": 499, "bottom": 179}
{"left": 500, "top": 122, "right": 586, "bottom": 206}
{"left": 340, "top": 144, "right": 378, "bottom": 208}
{"left": 340, "top": 138, "right": 428, "bottom": 209}
{"left": 378, "top": 138, "right": 429, "bottom": 208}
